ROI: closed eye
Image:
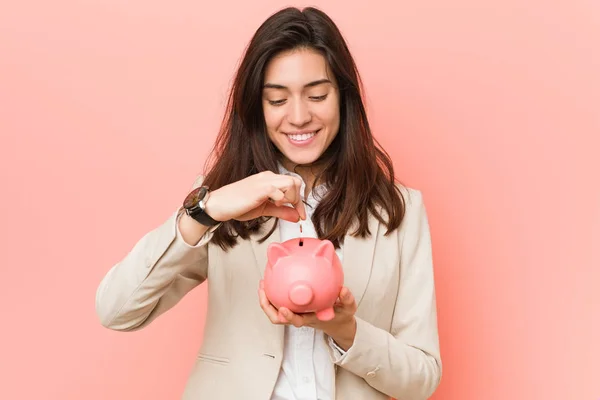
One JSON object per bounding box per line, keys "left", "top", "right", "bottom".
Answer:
{"left": 268, "top": 99, "right": 286, "bottom": 106}
{"left": 267, "top": 94, "right": 328, "bottom": 106}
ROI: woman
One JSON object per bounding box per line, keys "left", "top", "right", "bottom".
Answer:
{"left": 96, "top": 6, "right": 442, "bottom": 400}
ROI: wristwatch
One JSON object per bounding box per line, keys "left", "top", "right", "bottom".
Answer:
{"left": 182, "top": 185, "right": 220, "bottom": 227}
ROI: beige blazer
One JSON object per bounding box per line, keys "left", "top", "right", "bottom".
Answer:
{"left": 95, "top": 175, "right": 442, "bottom": 400}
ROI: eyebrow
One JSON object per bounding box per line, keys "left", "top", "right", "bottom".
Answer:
{"left": 262, "top": 79, "right": 332, "bottom": 90}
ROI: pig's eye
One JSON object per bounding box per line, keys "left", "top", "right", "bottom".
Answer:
{"left": 299, "top": 240, "right": 304, "bottom": 247}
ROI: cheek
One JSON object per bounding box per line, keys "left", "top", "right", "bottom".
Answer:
{"left": 319, "top": 104, "right": 340, "bottom": 132}
{"left": 263, "top": 107, "right": 283, "bottom": 134}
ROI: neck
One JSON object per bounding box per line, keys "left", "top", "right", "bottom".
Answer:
{"left": 280, "top": 159, "right": 323, "bottom": 197}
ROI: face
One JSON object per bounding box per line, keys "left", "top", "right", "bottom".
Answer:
{"left": 262, "top": 48, "right": 340, "bottom": 171}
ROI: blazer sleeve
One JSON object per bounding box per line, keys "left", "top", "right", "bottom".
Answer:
{"left": 330, "top": 189, "right": 442, "bottom": 400}
{"left": 95, "top": 175, "right": 217, "bottom": 332}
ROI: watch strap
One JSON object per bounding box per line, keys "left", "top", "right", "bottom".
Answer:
{"left": 183, "top": 186, "right": 220, "bottom": 227}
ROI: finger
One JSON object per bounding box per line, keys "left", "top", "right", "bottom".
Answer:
{"left": 273, "top": 176, "right": 306, "bottom": 221}
{"left": 339, "top": 287, "right": 356, "bottom": 308}
{"left": 266, "top": 187, "right": 286, "bottom": 207}
{"left": 299, "top": 312, "right": 319, "bottom": 327}
{"left": 287, "top": 177, "right": 306, "bottom": 220}
{"left": 279, "top": 181, "right": 298, "bottom": 205}
{"left": 277, "top": 311, "right": 288, "bottom": 323}
{"left": 258, "top": 288, "right": 283, "bottom": 324}
{"left": 262, "top": 202, "right": 301, "bottom": 223}
{"left": 293, "top": 196, "right": 307, "bottom": 221}
{"left": 278, "top": 307, "right": 305, "bottom": 328}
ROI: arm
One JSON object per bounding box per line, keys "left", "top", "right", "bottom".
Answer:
{"left": 331, "top": 189, "right": 442, "bottom": 400}
{"left": 95, "top": 175, "right": 218, "bottom": 331}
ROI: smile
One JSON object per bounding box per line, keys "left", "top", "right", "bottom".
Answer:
{"left": 286, "top": 129, "right": 320, "bottom": 143}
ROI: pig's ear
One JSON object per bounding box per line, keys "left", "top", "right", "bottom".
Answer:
{"left": 267, "top": 243, "right": 291, "bottom": 265}
{"left": 313, "top": 240, "right": 335, "bottom": 263}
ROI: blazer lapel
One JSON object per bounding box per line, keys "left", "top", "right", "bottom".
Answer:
{"left": 249, "top": 218, "right": 285, "bottom": 359}
{"left": 341, "top": 213, "right": 379, "bottom": 308}
{"left": 250, "top": 217, "right": 281, "bottom": 280}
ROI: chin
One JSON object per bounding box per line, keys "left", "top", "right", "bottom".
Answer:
{"left": 280, "top": 150, "right": 323, "bottom": 167}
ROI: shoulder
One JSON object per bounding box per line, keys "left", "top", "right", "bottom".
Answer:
{"left": 396, "top": 182, "right": 423, "bottom": 207}
{"left": 367, "top": 181, "right": 427, "bottom": 239}
{"left": 394, "top": 182, "right": 428, "bottom": 232}
{"left": 368, "top": 182, "right": 426, "bottom": 230}
{"left": 395, "top": 182, "right": 424, "bottom": 210}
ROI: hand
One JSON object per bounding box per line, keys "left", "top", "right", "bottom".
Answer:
{"left": 204, "top": 171, "right": 307, "bottom": 223}
{"left": 258, "top": 281, "right": 358, "bottom": 351}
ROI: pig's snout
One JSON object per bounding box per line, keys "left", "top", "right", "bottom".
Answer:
{"left": 288, "top": 282, "right": 313, "bottom": 306}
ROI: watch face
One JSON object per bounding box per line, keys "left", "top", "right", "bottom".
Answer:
{"left": 183, "top": 186, "right": 207, "bottom": 209}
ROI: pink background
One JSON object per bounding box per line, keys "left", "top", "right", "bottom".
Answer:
{"left": 1, "top": 0, "right": 598, "bottom": 399}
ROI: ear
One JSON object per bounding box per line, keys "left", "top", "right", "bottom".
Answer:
{"left": 267, "top": 243, "right": 291, "bottom": 265}
{"left": 313, "top": 240, "right": 335, "bottom": 263}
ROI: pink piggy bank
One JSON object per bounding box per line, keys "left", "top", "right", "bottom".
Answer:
{"left": 263, "top": 237, "right": 344, "bottom": 321}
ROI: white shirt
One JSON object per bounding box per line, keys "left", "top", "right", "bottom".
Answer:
{"left": 270, "top": 165, "right": 347, "bottom": 400}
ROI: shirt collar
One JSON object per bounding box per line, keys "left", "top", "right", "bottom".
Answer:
{"left": 276, "top": 162, "right": 328, "bottom": 204}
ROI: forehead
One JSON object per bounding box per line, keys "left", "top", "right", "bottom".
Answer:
{"left": 263, "top": 48, "right": 333, "bottom": 87}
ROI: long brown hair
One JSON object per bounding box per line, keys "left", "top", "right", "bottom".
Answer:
{"left": 201, "top": 6, "right": 406, "bottom": 250}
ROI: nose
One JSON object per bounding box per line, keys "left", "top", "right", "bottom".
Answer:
{"left": 287, "top": 99, "right": 311, "bottom": 127}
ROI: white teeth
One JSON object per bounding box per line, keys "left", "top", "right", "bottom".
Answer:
{"left": 289, "top": 132, "right": 316, "bottom": 141}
